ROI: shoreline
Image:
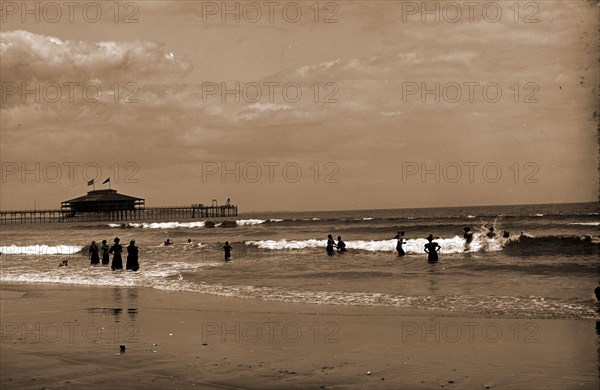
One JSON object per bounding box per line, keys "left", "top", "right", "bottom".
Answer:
{"left": 1, "top": 282, "right": 598, "bottom": 389}
{"left": 2, "top": 279, "right": 598, "bottom": 321}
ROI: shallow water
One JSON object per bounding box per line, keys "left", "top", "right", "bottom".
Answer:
{"left": 1, "top": 202, "right": 598, "bottom": 319}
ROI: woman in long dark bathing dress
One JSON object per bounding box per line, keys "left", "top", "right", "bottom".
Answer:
{"left": 126, "top": 239, "right": 139, "bottom": 271}
{"left": 109, "top": 237, "right": 123, "bottom": 270}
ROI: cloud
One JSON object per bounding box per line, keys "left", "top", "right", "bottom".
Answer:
{"left": 0, "top": 30, "right": 192, "bottom": 84}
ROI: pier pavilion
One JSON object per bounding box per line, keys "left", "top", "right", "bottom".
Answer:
{"left": 0, "top": 190, "right": 237, "bottom": 224}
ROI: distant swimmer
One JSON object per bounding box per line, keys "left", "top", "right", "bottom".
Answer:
{"left": 424, "top": 234, "right": 441, "bottom": 263}
{"left": 337, "top": 236, "right": 347, "bottom": 253}
{"left": 394, "top": 231, "right": 406, "bottom": 256}
{"left": 126, "top": 240, "right": 139, "bottom": 272}
{"left": 109, "top": 237, "right": 123, "bottom": 270}
{"left": 187, "top": 239, "right": 193, "bottom": 243}
{"left": 326, "top": 234, "right": 336, "bottom": 256}
{"left": 58, "top": 259, "right": 68, "bottom": 267}
{"left": 101, "top": 240, "right": 110, "bottom": 265}
{"left": 223, "top": 241, "right": 233, "bottom": 261}
{"left": 164, "top": 239, "right": 173, "bottom": 246}
{"left": 503, "top": 230, "right": 510, "bottom": 239}
{"left": 463, "top": 227, "right": 473, "bottom": 244}
{"left": 89, "top": 241, "right": 100, "bottom": 266}
{"left": 486, "top": 226, "right": 496, "bottom": 239}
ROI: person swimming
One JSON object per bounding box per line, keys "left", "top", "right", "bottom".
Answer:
{"left": 394, "top": 231, "right": 406, "bottom": 256}
{"left": 486, "top": 227, "right": 496, "bottom": 238}
{"left": 164, "top": 238, "right": 173, "bottom": 246}
{"left": 223, "top": 241, "right": 232, "bottom": 261}
{"left": 326, "top": 234, "right": 336, "bottom": 255}
{"left": 424, "top": 234, "right": 441, "bottom": 263}
{"left": 337, "top": 236, "right": 347, "bottom": 253}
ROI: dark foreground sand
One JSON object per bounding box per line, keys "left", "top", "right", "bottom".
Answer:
{"left": 1, "top": 283, "right": 598, "bottom": 389}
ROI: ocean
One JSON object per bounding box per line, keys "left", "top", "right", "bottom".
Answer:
{"left": 1, "top": 202, "right": 598, "bottom": 320}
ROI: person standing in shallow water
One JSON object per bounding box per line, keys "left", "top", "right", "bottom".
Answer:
{"left": 394, "top": 231, "right": 406, "bottom": 256}
{"left": 223, "top": 241, "right": 232, "bottom": 261}
{"left": 126, "top": 240, "right": 139, "bottom": 271}
{"left": 89, "top": 241, "right": 100, "bottom": 265}
{"left": 337, "top": 236, "right": 347, "bottom": 253}
{"left": 109, "top": 237, "right": 123, "bottom": 270}
{"left": 463, "top": 227, "right": 473, "bottom": 251}
{"left": 424, "top": 234, "right": 441, "bottom": 263}
{"left": 463, "top": 227, "right": 473, "bottom": 244}
{"left": 326, "top": 234, "right": 336, "bottom": 255}
{"left": 101, "top": 240, "right": 110, "bottom": 265}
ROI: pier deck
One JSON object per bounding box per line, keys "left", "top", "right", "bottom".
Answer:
{"left": 0, "top": 205, "right": 238, "bottom": 224}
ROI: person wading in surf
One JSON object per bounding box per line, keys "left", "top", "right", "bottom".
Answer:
{"left": 424, "top": 234, "right": 441, "bottom": 263}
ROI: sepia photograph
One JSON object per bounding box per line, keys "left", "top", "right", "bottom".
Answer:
{"left": 1, "top": 1, "right": 599, "bottom": 388}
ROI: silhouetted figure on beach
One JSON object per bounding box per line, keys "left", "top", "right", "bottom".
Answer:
{"left": 109, "top": 237, "right": 123, "bottom": 270}
{"left": 326, "top": 234, "right": 336, "bottom": 255}
{"left": 89, "top": 241, "right": 100, "bottom": 265}
{"left": 424, "top": 234, "right": 441, "bottom": 263}
{"left": 486, "top": 226, "right": 496, "bottom": 239}
{"left": 101, "top": 240, "right": 110, "bottom": 265}
{"left": 394, "top": 231, "right": 406, "bottom": 256}
{"left": 126, "top": 240, "right": 139, "bottom": 271}
{"left": 223, "top": 241, "right": 232, "bottom": 261}
{"left": 595, "top": 287, "right": 600, "bottom": 301}
{"left": 337, "top": 236, "right": 347, "bottom": 253}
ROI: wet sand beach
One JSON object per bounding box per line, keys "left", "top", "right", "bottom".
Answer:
{"left": 1, "top": 282, "right": 597, "bottom": 389}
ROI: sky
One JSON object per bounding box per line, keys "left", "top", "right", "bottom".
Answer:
{"left": 0, "top": 0, "right": 598, "bottom": 211}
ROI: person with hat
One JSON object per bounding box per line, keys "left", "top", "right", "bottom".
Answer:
{"left": 223, "top": 241, "right": 233, "bottom": 261}
{"left": 394, "top": 231, "right": 406, "bottom": 256}
{"left": 126, "top": 239, "right": 139, "bottom": 271}
{"left": 424, "top": 234, "right": 441, "bottom": 263}
{"left": 89, "top": 241, "right": 100, "bottom": 265}
{"left": 109, "top": 237, "right": 123, "bottom": 270}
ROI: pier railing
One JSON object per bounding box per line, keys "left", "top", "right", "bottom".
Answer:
{"left": 0, "top": 205, "right": 238, "bottom": 224}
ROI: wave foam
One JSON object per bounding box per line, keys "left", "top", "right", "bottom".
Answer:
{"left": 236, "top": 219, "right": 266, "bottom": 226}
{"left": 246, "top": 235, "right": 504, "bottom": 254}
{"left": 109, "top": 222, "right": 206, "bottom": 229}
{"left": 0, "top": 245, "right": 83, "bottom": 255}
{"left": 234, "top": 218, "right": 284, "bottom": 226}
{"left": 2, "top": 274, "right": 593, "bottom": 319}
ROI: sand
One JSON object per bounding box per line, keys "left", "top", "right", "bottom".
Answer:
{"left": 1, "top": 282, "right": 598, "bottom": 389}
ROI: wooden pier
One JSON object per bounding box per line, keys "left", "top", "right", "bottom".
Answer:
{"left": 0, "top": 205, "right": 238, "bottom": 224}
